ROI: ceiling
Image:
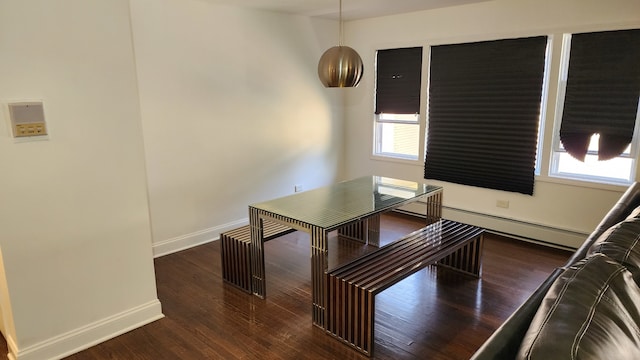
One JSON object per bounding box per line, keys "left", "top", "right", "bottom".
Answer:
{"left": 203, "top": 0, "right": 491, "bottom": 20}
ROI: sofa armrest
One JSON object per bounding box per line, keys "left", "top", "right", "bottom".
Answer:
{"left": 566, "top": 182, "right": 640, "bottom": 266}
{"left": 470, "top": 268, "right": 565, "bottom": 360}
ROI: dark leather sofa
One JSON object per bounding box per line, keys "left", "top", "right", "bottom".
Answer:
{"left": 471, "top": 182, "right": 640, "bottom": 359}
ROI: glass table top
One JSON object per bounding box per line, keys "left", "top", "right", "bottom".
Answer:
{"left": 250, "top": 176, "right": 441, "bottom": 230}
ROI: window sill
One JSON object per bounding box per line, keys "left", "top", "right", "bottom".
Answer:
{"left": 370, "top": 154, "right": 423, "bottom": 167}
{"left": 535, "top": 174, "right": 630, "bottom": 192}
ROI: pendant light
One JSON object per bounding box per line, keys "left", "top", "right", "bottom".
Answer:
{"left": 317, "top": 0, "right": 363, "bottom": 87}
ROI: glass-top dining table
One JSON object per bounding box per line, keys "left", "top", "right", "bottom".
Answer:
{"left": 248, "top": 175, "right": 443, "bottom": 328}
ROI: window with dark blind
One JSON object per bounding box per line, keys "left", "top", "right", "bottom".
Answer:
{"left": 559, "top": 29, "right": 640, "bottom": 161}
{"left": 374, "top": 47, "right": 423, "bottom": 160}
{"left": 550, "top": 28, "right": 640, "bottom": 185}
{"left": 424, "top": 36, "right": 548, "bottom": 195}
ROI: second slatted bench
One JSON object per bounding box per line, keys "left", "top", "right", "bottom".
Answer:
{"left": 325, "top": 219, "right": 485, "bottom": 357}
{"left": 220, "top": 221, "right": 295, "bottom": 293}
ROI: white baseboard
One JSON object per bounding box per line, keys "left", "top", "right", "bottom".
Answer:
{"left": 13, "top": 300, "right": 163, "bottom": 360}
{"left": 7, "top": 333, "right": 18, "bottom": 360}
{"left": 152, "top": 219, "right": 248, "bottom": 258}
{"left": 398, "top": 202, "right": 588, "bottom": 250}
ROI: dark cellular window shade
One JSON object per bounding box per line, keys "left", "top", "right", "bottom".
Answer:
{"left": 424, "top": 36, "right": 548, "bottom": 195}
{"left": 560, "top": 29, "right": 640, "bottom": 161}
{"left": 375, "top": 47, "right": 422, "bottom": 114}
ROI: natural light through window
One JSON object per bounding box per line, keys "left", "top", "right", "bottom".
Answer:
{"left": 552, "top": 133, "right": 636, "bottom": 184}
{"left": 374, "top": 113, "right": 420, "bottom": 160}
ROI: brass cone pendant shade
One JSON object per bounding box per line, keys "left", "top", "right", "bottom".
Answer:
{"left": 317, "top": 0, "right": 363, "bottom": 88}
{"left": 318, "top": 46, "right": 363, "bottom": 87}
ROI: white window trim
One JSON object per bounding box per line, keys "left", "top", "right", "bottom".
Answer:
{"left": 534, "top": 38, "right": 554, "bottom": 176}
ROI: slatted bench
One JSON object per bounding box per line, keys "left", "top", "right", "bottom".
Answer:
{"left": 325, "top": 219, "right": 485, "bottom": 357}
{"left": 221, "top": 221, "right": 295, "bottom": 293}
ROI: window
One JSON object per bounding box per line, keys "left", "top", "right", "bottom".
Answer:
{"left": 551, "top": 29, "right": 640, "bottom": 185}
{"left": 424, "top": 36, "right": 549, "bottom": 195}
{"left": 373, "top": 47, "right": 422, "bottom": 160}
{"left": 374, "top": 113, "right": 420, "bottom": 160}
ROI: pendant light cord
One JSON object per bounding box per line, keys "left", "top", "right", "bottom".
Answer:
{"left": 339, "top": 0, "right": 343, "bottom": 46}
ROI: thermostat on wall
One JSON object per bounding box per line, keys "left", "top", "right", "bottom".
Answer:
{"left": 8, "top": 101, "right": 47, "bottom": 138}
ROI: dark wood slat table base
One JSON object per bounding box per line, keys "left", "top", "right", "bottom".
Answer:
{"left": 220, "top": 221, "right": 295, "bottom": 293}
{"left": 326, "top": 219, "right": 485, "bottom": 357}
{"left": 337, "top": 215, "right": 381, "bottom": 246}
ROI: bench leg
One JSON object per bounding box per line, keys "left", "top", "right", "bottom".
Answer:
{"left": 437, "top": 233, "right": 484, "bottom": 277}
{"left": 326, "top": 274, "right": 375, "bottom": 357}
{"left": 220, "top": 231, "right": 252, "bottom": 293}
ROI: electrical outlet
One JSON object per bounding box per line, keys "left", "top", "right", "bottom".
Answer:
{"left": 294, "top": 185, "right": 303, "bottom": 192}
{"left": 496, "top": 200, "right": 509, "bottom": 209}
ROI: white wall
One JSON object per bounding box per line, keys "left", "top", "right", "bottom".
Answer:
{"left": 0, "top": 1, "right": 162, "bottom": 359}
{"left": 130, "top": 0, "right": 345, "bottom": 255}
{"left": 343, "top": 0, "right": 640, "bottom": 247}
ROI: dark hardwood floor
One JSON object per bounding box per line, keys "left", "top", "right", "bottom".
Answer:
{"left": 1, "top": 213, "right": 571, "bottom": 359}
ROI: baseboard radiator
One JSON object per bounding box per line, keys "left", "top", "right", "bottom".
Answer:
{"left": 396, "top": 203, "right": 587, "bottom": 251}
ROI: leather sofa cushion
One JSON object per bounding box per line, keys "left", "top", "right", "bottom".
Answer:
{"left": 516, "top": 253, "right": 640, "bottom": 360}
{"left": 627, "top": 205, "right": 640, "bottom": 220}
{"left": 588, "top": 218, "right": 640, "bottom": 286}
